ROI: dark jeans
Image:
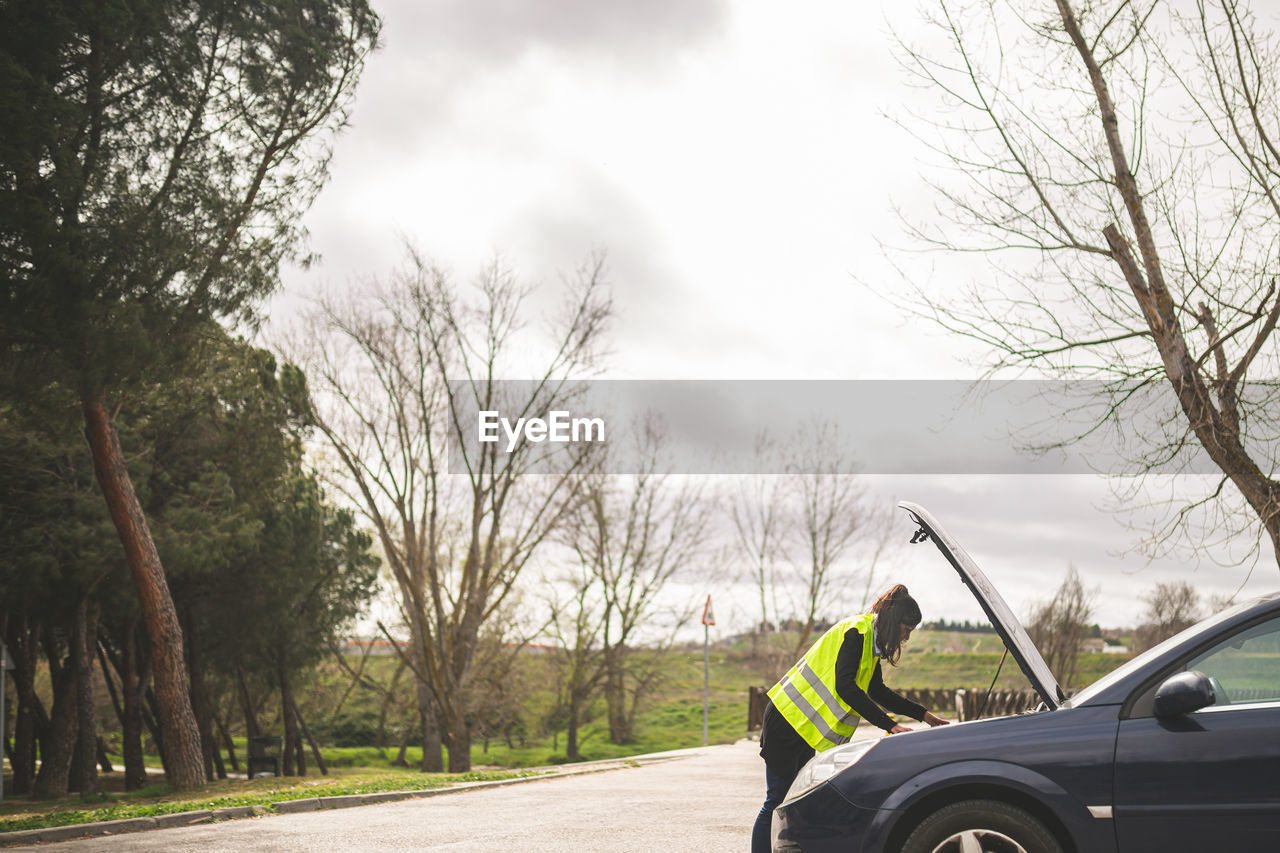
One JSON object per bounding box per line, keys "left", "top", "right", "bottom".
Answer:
{"left": 752, "top": 753, "right": 812, "bottom": 853}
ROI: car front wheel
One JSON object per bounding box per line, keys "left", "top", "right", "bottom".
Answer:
{"left": 899, "top": 799, "right": 1064, "bottom": 853}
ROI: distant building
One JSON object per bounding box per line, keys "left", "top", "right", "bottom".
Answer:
{"left": 340, "top": 638, "right": 398, "bottom": 655}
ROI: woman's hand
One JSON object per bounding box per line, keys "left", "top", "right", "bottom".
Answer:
{"left": 887, "top": 724, "right": 912, "bottom": 734}
{"left": 923, "top": 712, "right": 950, "bottom": 727}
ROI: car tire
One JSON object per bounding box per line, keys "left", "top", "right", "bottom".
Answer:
{"left": 899, "top": 799, "right": 1064, "bottom": 853}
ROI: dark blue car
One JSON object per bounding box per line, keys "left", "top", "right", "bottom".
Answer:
{"left": 774, "top": 502, "right": 1280, "bottom": 853}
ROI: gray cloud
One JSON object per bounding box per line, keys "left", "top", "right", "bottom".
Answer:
{"left": 494, "top": 164, "right": 708, "bottom": 333}
{"left": 387, "top": 0, "right": 730, "bottom": 64}
{"left": 333, "top": 0, "right": 731, "bottom": 190}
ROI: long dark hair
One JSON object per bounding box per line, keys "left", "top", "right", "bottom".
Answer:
{"left": 871, "top": 584, "right": 922, "bottom": 666}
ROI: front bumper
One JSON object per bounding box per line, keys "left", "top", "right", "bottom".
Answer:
{"left": 774, "top": 782, "right": 881, "bottom": 853}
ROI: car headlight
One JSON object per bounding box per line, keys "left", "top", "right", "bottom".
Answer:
{"left": 784, "top": 737, "right": 880, "bottom": 802}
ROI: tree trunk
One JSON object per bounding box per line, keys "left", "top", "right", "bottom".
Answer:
{"left": 96, "top": 638, "right": 124, "bottom": 722}
{"left": 397, "top": 618, "right": 444, "bottom": 772}
{"left": 183, "top": 610, "right": 217, "bottom": 782}
{"left": 278, "top": 657, "right": 301, "bottom": 776}
{"left": 213, "top": 707, "right": 239, "bottom": 773}
{"left": 415, "top": 679, "right": 443, "bottom": 772}
{"left": 294, "top": 722, "right": 307, "bottom": 778}
{"left": 375, "top": 658, "right": 406, "bottom": 750}
{"left": 96, "top": 736, "right": 115, "bottom": 773}
{"left": 11, "top": 684, "right": 42, "bottom": 796}
{"left": 439, "top": 684, "right": 471, "bottom": 773}
{"left": 444, "top": 717, "right": 471, "bottom": 773}
{"left": 290, "top": 695, "right": 328, "bottom": 776}
{"left": 74, "top": 597, "right": 100, "bottom": 801}
{"left": 393, "top": 721, "right": 411, "bottom": 768}
{"left": 31, "top": 666, "right": 76, "bottom": 797}
{"left": 236, "top": 664, "right": 262, "bottom": 739}
{"left": 82, "top": 400, "right": 205, "bottom": 790}
{"left": 603, "top": 648, "right": 632, "bottom": 745}
{"left": 6, "top": 617, "right": 46, "bottom": 795}
{"left": 566, "top": 693, "right": 581, "bottom": 760}
{"left": 210, "top": 736, "right": 227, "bottom": 780}
{"left": 143, "top": 689, "right": 170, "bottom": 777}
{"left": 121, "top": 618, "right": 148, "bottom": 790}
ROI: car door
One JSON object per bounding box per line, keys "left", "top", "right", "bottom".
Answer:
{"left": 1113, "top": 612, "right": 1280, "bottom": 853}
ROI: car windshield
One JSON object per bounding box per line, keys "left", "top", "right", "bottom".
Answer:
{"left": 1064, "top": 599, "right": 1257, "bottom": 707}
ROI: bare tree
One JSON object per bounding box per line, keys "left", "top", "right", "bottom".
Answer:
{"left": 1132, "top": 580, "right": 1202, "bottom": 651}
{"left": 543, "top": 557, "right": 607, "bottom": 760}
{"left": 727, "top": 433, "right": 787, "bottom": 665}
{"left": 294, "top": 250, "right": 610, "bottom": 771}
{"left": 560, "top": 420, "right": 715, "bottom": 745}
{"left": 893, "top": 0, "right": 1280, "bottom": 568}
{"left": 784, "top": 421, "right": 881, "bottom": 656}
{"left": 1026, "top": 566, "right": 1097, "bottom": 688}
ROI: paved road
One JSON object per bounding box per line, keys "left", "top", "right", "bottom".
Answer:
{"left": 10, "top": 741, "right": 771, "bottom": 852}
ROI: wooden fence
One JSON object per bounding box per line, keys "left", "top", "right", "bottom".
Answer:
{"left": 747, "top": 686, "right": 1045, "bottom": 732}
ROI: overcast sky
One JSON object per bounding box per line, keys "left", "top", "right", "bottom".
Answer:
{"left": 267, "top": 0, "right": 1279, "bottom": 634}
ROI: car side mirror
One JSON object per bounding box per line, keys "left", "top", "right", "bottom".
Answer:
{"left": 1153, "top": 670, "right": 1216, "bottom": 718}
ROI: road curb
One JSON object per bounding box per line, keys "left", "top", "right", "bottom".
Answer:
{"left": 153, "top": 810, "right": 213, "bottom": 828}
{"left": 272, "top": 798, "right": 321, "bottom": 814}
{"left": 0, "top": 752, "right": 692, "bottom": 847}
{"left": 0, "top": 815, "right": 179, "bottom": 847}
{"left": 208, "top": 805, "right": 266, "bottom": 820}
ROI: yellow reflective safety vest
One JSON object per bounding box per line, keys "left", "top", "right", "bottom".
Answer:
{"left": 766, "top": 613, "right": 877, "bottom": 751}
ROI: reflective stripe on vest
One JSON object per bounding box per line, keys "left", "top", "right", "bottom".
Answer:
{"left": 766, "top": 613, "right": 877, "bottom": 751}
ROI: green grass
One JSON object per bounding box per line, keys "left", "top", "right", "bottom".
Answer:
{"left": 892, "top": 647, "right": 1129, "bottom": 691}
{"left": 0, "top": 768, "right": 540, "bottom": 834}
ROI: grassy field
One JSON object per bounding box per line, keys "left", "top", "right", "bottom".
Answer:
{"left": 2, "top": 630, "right": 1135, "bottom": 832}
{"left": 893, "top": 644, "right": 1131, "bottom": 691}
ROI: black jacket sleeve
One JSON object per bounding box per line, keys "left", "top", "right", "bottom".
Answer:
{"left": 833, "top": 626, "right": 926, "bottom": 732}
{"left": 867, "top": 663, "right": 927, "bottom": 722}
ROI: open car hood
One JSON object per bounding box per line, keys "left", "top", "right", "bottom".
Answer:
{"left": 899, "top": 501, "right": 1065, "bottom": 710}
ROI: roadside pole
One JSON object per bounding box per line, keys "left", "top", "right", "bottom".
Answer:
{"left": 701, "top": 595, "right": 715, "bottom": 746}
